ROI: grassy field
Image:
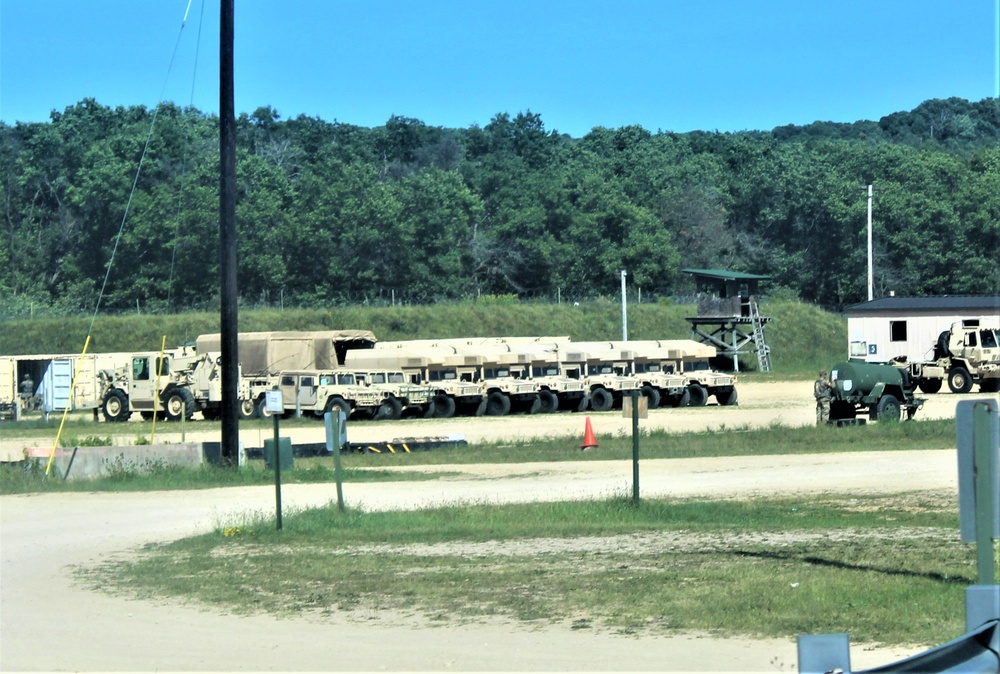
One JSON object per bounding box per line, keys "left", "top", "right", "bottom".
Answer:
{"left": 78, "top": 492, "right": 978, "bottom": 647}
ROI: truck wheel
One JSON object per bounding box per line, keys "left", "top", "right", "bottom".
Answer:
{"left": 421, "top": 400, "right": 437, "bottom": 418}
{"left": 917, "top": 379, "right": 942, "bottom": 394}
{"left": 432, "top": 394, "right": 456, "bottom": 418}
{"left": 947, "top": 367, "right": 973, "bottom": 394}
{"left": 574, "top": 394, "right": 590, "bottom": 413}
{"left": 687, "top": 384, "right": 708, "bottom": 407}
{"left": 524, "top": 394, "right": 542, "bottom": 415}
{"left": 256, "top": 396, "right": 273, "bottom": 419}
{"left": 486, "top": 391, "right": 511, "bottom": 416}
{"left": 163, "top": 388, "right": 195, "bottom": 421}
{"left": 538, "top": 390, "right": 559, "bottom": 414}
{"left": 102, "top": 389, "right": 131, "bottom": 423}
{"left": 666, "top": 389, "right": 691, "bottom": 408}
{"left": 829, "top": 400, "right": 855, "bottom": 421}
{"left": 979, "top": 379, "right": 1000, "bottom": 393}
{"left": 716, "top": 388, "right": 739, "bottom": 406}
{"left": 325, "top": 397, "right": 352, "bottom": 419}
{"left": 641, "top": 385, "right": 661, "bottom": 409}
{"left": 589, "top": 387, "right": 614, "bottom": 412}
{"left": 376, "top": 396, "right": 403, "bottom": 421}
{"left": 238, "top": 399, "right": 256, "bottom": 420}
{"left": 876, "top": 394, "right": 901, "bottom": 422}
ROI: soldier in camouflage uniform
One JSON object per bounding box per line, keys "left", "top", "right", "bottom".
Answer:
{"left": 814, "top": 370, "right": 832, "bottom": 425}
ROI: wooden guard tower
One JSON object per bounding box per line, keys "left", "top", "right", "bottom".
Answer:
{"left": 683, "top": 269, "right": 772, "bottom": 372}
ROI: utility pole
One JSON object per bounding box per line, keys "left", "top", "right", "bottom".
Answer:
{"left": 866, "top": 184, "right": 874, "bottom": 302}
{"left": 219, "top": 0, "right": 239, "bottom": 464}
{"left": 620, "top": 269, "right": 628, "bottom": 341}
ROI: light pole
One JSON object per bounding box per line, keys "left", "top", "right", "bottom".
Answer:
{"left": 866, "top": 184, "right": 874, "bottom": 301}
{"left": 620, "top": 269, "right": 628, "bottom": 341}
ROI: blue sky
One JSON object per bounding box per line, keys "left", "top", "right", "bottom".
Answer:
{"left": 2, "top": 0, "right": 997, "bottom": 138}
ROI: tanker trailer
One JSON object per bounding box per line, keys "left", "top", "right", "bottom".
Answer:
{"left": 828, "top": 360, "right": 924, "bottom": 425}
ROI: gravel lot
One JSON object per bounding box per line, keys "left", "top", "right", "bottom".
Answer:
{"left": 1, "top": 382, "right": 988, "bottom": 672}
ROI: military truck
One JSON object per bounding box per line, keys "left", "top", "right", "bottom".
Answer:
{"left": 889, "top": 321, "right": 1000, "bottom": 394}
{"left": 828, "top": 360, "right": 924, "bottom": 424}
{"left": 100, "top": 347, "right": 255, "bottom": 422}
{"left": 247, "top": 370, "right": 385, "bottom": 420}
{"left": 357, "top": 344, "right": 486, "bottom": 418}
{"left": 652, "top": 340, "right": 738, "bottom": 406}
{"left": 604, "top": 341, "right": 691, "bottom": 408}
{"left": 350, "top": 368, "right": 436, "bottom": 419}
{"left": 549, "top": 341, "right": 642, "bottom": 412}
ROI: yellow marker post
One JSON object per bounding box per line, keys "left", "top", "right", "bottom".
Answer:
{"left": 149, "top": 336, "right": 167, "bottom": 445}
{"left": 46, "top": 335, "right": 91, "bottom": 477}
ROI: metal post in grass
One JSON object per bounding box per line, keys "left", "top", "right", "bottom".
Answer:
{"left": 325, "top": 409, "right": 346, "bottom": 512}
{"left": 957, "top": 399, "right": 999, "bottom": 585}
{"left": 266, "top": 389, "right": 284, "bottom": 531}
{"left": 631, "top": 389, "right": 640, "bottom": 506}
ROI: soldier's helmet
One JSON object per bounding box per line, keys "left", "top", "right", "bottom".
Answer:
{"left": 819, "top": 371, "right": 827, "bottom": 377}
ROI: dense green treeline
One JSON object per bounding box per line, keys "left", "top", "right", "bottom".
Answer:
{"left": 2, "top": 96, "right": 998, "bottom": 318}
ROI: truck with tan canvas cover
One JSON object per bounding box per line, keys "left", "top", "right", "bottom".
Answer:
{"left": 195, "top": 330, "right": 377, "bottom": 374}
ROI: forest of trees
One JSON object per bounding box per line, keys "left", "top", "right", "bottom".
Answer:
{"left": 2, "top": 96, "right": 998, "bottom": 317}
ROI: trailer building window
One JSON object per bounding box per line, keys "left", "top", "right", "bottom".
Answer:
{"left": 890, "top": 321, "right": 907, "bottom": 342}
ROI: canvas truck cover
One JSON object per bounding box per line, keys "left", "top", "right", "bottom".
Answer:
{"left": 196, "top": 331, "right": 376, "bottom": 374}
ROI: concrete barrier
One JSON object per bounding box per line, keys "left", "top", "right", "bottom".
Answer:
{"left": 22, "top": 444, "right": 204, "bottom": 481}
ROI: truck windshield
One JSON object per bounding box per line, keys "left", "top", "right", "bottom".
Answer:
{"left": 337, "top": 374, "right": 355, "bottom": 385}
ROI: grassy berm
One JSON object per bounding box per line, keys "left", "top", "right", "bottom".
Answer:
{"left": 1, "top": 298, "right": 844, "bottom": 376}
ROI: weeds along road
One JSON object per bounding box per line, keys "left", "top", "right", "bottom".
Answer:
{"left": 1, "top": 382, "right": 983, "bottom": 671}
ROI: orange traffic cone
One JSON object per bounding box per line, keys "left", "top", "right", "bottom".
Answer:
{"left": 581, "top": 417, "right": 598, "bottom": 450}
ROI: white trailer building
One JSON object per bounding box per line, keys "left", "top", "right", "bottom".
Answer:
{"left": 845, "top": 296, "right": 1000, "bottom": 363}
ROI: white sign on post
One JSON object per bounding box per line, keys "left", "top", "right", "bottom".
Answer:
{"left": 265, "top": 390, "right": 283, "bottom": 414}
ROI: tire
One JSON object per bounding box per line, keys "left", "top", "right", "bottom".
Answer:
{"left": 421, "top": 400, "right": 437, "bottom": 418}
{"left": 432, "top": 394, "right": 456, "bottom": 419}
{"left": 574, "top": 394, "right": 590, "bottom": 413}
{"left": 162, "top": 388, "right": 195, "bottom": 421}
{"left": 102, "top": 389, "right": 131, "bottom": 423}
{"left": 238, "top": 399, "right": 256, "bottom": 419}
{"left": 524, "top": 394, "right": 542, "bottom": 415}
{"left": 325, "top": 396, "right": 352, "bottom": 419}
{"left": 538, "top": 390, "right": 559, "bottom": 414}
{"left": 589, "top": 387, "right": 614, "bottom": 412}
{"left": 876, "top": 394, "right": 901, "bottom": 422}
{"left": 829, "top": 400, "right": 855, "bottom": 421}
{"left": 486, "top": 391, "right": 512, "bottom": 416}
{"left": 979, "top": 379, "right": 1000, "bottom": 393}
{"left": 716, "top": 388, "right": 738, "bottom": 406}
{"left": 947, "top": 367, "right": 973, "bottom": 394}
{"left": 917, "top": 378, "right": 942, "bottom": 394}
{"left": 376, "top": 396, "right": 403, "bottom": 421}
{"left": 666, "top": 389, "right": 691, "bottom": 408}
{"left": 256, "top": 396, "right": 274, "bottom": 419}
{"left": 641, "top": 385, "right": 661, "bottom": 409}
{"left": 687, "top": 383, "right": 708, "bottom": 407}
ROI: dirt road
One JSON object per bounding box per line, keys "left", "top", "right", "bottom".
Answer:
{"left": 0, "top": 382, "right": 988, "bottom": 672}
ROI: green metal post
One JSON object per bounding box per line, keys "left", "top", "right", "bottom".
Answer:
{"left": 332, "top": 411, "right": 345, "bottom": 512}
{"left": 273, "top": 413, "right": 282, "bottom": 531}
{"left": 973, "top": 403, "right": 997, "bottom": 585}
{"left": 632, "top": 389, "right": 640, "bottom": 507}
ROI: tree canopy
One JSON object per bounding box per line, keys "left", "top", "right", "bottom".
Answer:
{"left": 2, "top": 96, "right": 998, "bottom": 317}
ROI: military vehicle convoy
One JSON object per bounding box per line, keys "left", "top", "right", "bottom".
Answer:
{"left": 889, "top": 322, "right": 1000, "bottom": 394}
{"left": 828, "top": 360, "right": 924, "bottom": 424}
{"left": 4, "top": 330, "right": 742, "bottom": 423}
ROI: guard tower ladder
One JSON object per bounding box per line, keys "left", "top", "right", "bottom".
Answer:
{"left": 750, "top": 303, "right": 772, "bottom": 372}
